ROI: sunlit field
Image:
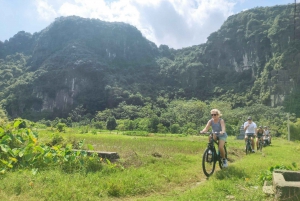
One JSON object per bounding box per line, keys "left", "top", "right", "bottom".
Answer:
{"left": 0, "top": 128, "right": 299, "bottom": 201}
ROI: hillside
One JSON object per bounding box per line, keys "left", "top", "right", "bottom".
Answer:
{"left": 0, "top": 4, "right": 300, "bottom": 120}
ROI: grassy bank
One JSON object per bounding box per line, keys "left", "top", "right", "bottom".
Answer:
{"left": 0, "top": 129, "right": 299, "bottom": 201}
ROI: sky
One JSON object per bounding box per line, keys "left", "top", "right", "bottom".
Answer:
{"left": 0, "top": 0, "right": 296, "bottom": 49}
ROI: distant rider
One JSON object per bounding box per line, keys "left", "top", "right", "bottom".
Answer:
{"left": 256, "top": 126, "right": 265, "bottom": 150}
{"left": 244, "top": 116, "right": 257, "bottom": 153}
{"left": 264, "top": 126, "right": 271, "bottom": 145}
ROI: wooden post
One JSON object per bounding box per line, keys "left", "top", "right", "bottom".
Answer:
{"left": 287, "top": 113, "right": 290, "bottom": 141}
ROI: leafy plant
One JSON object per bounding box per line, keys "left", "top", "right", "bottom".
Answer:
{"left": 258, "top": 163, "right": 299, "bottom": 185}
{"left": 0, "top": 119, "right": 103, "bottom": 174}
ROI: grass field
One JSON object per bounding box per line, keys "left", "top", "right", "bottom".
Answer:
{"left": 0, "top": 128, "right": 299, "bottom": 201}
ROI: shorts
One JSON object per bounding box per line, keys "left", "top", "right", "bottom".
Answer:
{"left": 245, "top": 133, "right": 254, "bottom": 138}
{"left": 216, "top": 132, "right": 227, "bottom": 142}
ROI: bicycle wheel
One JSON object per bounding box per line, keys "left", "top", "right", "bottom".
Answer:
{"left": 259, "top": 141, "right": 263, "bottom": 152}
{"left": 202, "top": 148, "right": 216, "bottom": 177}
{"left": 245, "top": 142, "right": 251, "bottom": 155}
{"left": 218, "top": 145, "right": 227, "bottom": 169}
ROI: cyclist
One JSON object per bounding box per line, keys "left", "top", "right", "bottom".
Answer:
{"left": 264, "top": 126, "right": 271, "bottom": 145}
{"left": 256, "top": 126, "right": 265, "bottom": 150}
{"left": 244, "top": 116, "right": 257, "bottom": 153}
{"left": 200, "top": 109, "right": 228, "bottom": 168}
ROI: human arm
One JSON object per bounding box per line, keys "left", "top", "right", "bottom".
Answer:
{"left": 220, "top": 119, "right": 226, "bottom": 135}
{"left": 200, "top": 120, "right": 211, "bottom": 133}
{"left": 244, "top": 122, "right": 249, "bottom": 131}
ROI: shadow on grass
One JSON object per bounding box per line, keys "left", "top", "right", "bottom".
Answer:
{"left": 214, "top": 166, "right": 250, "bottom": 180}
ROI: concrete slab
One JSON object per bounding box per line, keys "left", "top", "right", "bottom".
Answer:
{"left": 273, "top": 170, "right": 300, "bottom": 201}
{"left": 73, "top": 149, "right": 120, "bottom": 160}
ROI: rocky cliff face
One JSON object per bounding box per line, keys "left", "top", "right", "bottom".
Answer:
{"left": 0, "top": 4, "right": 299, "bottom": 119}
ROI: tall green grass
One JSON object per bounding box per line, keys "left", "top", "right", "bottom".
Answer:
{"left": 0, "top": 129, "right": 299, "bottom": 201}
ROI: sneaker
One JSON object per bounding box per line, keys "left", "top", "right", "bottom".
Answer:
{"left": 223, "top": 159, "right": 228, "bottom": 168}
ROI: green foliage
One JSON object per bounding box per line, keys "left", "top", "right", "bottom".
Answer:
{"left": 47, "top": 134, "right": 65, "bottom": 146}
{"left": 122, "top": 131, "right": 148, "bottom": 136}
{"left": 289, "top": 118, "right": 300, "bottom": 141}
{"left": 0, "top": 104, "right": 8, "bottom": 121}
{"left": 1, "top": 4, "right": 300, "bottom": 128}
{"left": 93, "top": 121, "right": 105, "bottom": 129}
{"left": 258, "top": 163, "right": 298, "bottom": 185}
{"left": 106, "top": 116, "right": 117, "bottom": 131}
{"left": 0, "top": 119, "right": 103, "bottom": 174}
{"left": 148, "top": 115, "right": 159, "bottom": 133}
{"left": 170, "top": 123, "right": 180, "bottom": 134}
{"left": 68, "top": 105, "right": 86, "bottom": 122}
{"left": 56, "top": 123, "right": 66, "bottom": 132}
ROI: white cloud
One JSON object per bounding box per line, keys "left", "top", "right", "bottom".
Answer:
{"left": 35, "top": 0, "right": 58, "bottom": 21}
{"left": 34, "top": 0, "right": 238, "bottom": 49}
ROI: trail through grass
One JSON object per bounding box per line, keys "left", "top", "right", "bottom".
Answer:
{"left": 0, "top": 130, "right": 299, "bottom": 201}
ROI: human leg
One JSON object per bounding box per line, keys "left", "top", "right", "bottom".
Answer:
{"left": 256, "top": 137, "right": 259, "bottom": 150}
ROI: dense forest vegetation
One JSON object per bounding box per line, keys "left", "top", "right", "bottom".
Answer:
{"left": 0, "top": 4, "right": 300, "bottom": 139}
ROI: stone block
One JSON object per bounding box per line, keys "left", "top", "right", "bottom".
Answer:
{"left": 273, "top": 170, "right": 300, "bottom": 201}
{"left": 73, "top": 149, "right": 120, "bottom": 161}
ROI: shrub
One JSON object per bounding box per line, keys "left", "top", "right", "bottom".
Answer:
{"left": 170, "top": 124, "right": 180, "bottom": 134}
{"left": 56, "top": 123, "right": 66, "bottom": 132}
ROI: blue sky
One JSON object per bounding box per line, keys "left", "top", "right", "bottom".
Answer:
{"left": 0, "top": 0, "right": 296, "bottom": 49}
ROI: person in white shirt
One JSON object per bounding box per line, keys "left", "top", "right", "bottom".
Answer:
{"left": 244, "top": 116, "right": 257, "bottom": 152}
{"left": 264, "top": 126, "right": 271, "bottom": 145}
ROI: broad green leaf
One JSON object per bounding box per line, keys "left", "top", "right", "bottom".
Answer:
{"left": 0, "top": 159, "right": 8, "bottom": 165}
{"left": 0, "top": 144, "right": 10, "bottom": 153}
{"left": 24, "top": 153, "right": 34, "bottom": 161}
{"left": 8, "top": 149, "right": 15, "bottom": 157}
{"left": 34, "top": 146, "right": 45, "bottom": 154}
{"left": 13, "top": 120, "right": 21, "bottom": 128}
{"left": 19, "top": 149, "right": 25, "bottom": 157}
{"left": 78, "top": 140, "right": 85, "bottom": 149}
{"left": 31, "top": 168, "right": 38, "bottom": 175}
{"left": 12, "top": 148, "right": 20, "bottom": 156}
{"left": 9, "top": 157, "right": 17, "bottom": 163}
{"left": 15, "top": 135, "right": 25, "bottom": 144}
{"left": 0, "top": 135, "right": 12, "bottom": 143}
{"left": 87, "top": 144, "right": 94, "bottom": 150}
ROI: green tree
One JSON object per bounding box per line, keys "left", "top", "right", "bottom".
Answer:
{"left": 157, "top": 123, "right": 167, "bottom": 133}
{"left": 289, "top": 118, "right": 300, "bottom": 141}
{"left": 106, "top": 116, "right": 117, "bottom": 132}
{"left": 69, "top": 105, "right": 86, "bottom": 122}
{"left": 0, "top": 105, "right": 8, "bottom": 121}
{"left": 56, "top": 123, "right": 66, "bottom": 132}
{"left": 148, "top": 115, "right": 159, "bottom": 133}
{"left": 170, "top": 124, "right": 180, "bottom": 134}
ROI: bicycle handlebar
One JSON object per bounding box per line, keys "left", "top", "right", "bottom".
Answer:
{"left": 199, "top": 131, "right": 221, "bottom": 135}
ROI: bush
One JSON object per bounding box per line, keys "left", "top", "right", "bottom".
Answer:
{"left": 47, "top": 134, "right": 65, "bottom": 146}
{"left": 170, "top": 124, "right": 180, "bottom": 134}
{"left": 93, "top": 121, "right": 104, "bottom": 129}
{"left": 56, "top": 123, "right": 66, "bottom": 132}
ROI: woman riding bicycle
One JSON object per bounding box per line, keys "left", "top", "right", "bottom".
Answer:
{"left": 256, "top": 126, "right": 265, "bottom": 150}
{"left": 200, "top": 109, "right": 228, "bottom": 168}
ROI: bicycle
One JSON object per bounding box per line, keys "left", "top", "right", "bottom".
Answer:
{"left": 245, "top": 134, "right": 254, "bottom": 155}
{"left": 257, "top": 136, "right": 264, "bottom": 152}
{"left": 200, "top": 131, "right": 227, "bottom": 177}
{"left": 263, "top": 135, "right": 270, "bottom": 147}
